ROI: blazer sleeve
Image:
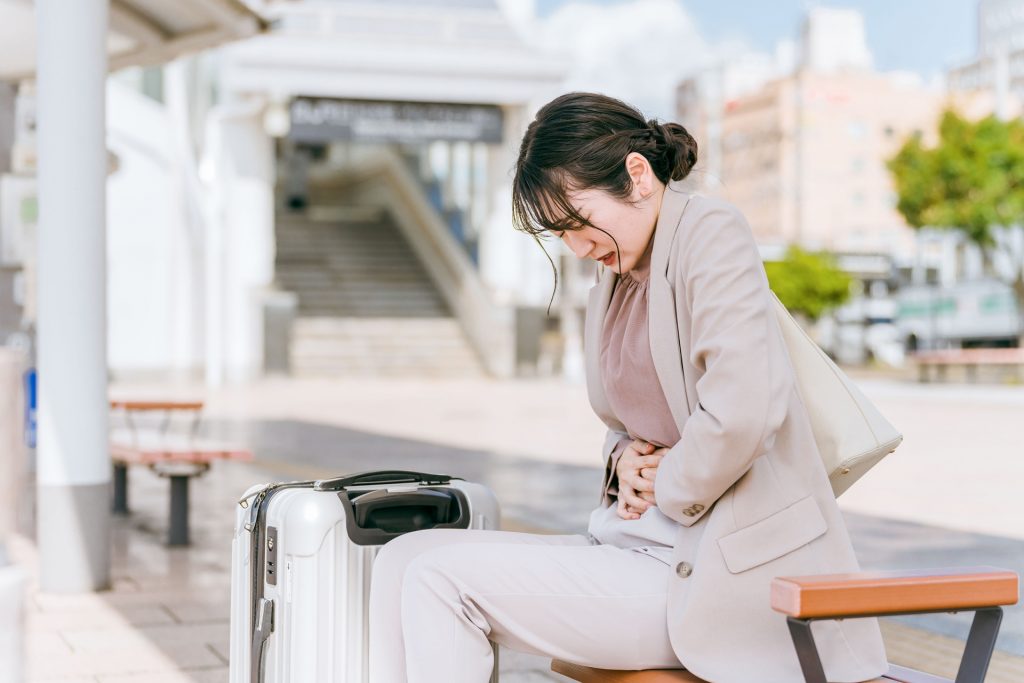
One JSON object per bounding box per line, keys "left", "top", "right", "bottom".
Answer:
{"left": 653, "top": 200, "right": 793, "bottom": 526}
{"left": 600, "top": 429, "right": 633, "bottom": 500}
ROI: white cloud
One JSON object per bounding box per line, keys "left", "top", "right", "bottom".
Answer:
{"left": 495, "top": 0, "right": 537, "bottom": 36}
{"left": 530, "top": 0, "right": 715, "bottom": 119}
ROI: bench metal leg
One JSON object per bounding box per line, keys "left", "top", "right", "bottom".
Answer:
{"left": 112, "top": 463, "right": 129, "bottom": 514}
{"left": 786, "top": 618, "right": 827, "bottom": 683}
{"left": 787, "top": 608, "right": 1004, "bottom": 683}
{"left": 955, "top": 607, "right": 1003, "bottom": 683}
{"left": 168, "top": 475, "right": 190, "bottom": 546}
{"left": 490, "top": 641, "right": 499, "bottom": 683}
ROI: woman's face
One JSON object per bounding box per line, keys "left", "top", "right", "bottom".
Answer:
{"left": 554, "top": 153, "right": 663, "bottom": 274}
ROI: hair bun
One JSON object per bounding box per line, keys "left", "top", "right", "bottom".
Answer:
{"left": 647, "top": 119, "right": 698, "bottom": 181}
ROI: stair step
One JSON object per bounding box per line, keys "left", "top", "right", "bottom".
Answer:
{"left": 276, "top": 213, "right": 483, "bottom": 376}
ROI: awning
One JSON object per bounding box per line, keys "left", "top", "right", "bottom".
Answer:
{"left": 0, "top": 0, "right": 266, "bottom": 83}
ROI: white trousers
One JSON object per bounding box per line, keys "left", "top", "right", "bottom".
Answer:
{"left": 367, "top": 528, "right": 684, "bottom": 683}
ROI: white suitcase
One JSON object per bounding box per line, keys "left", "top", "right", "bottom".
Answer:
{"left": 229, "top": 470, "right": 501, "bottom": 683}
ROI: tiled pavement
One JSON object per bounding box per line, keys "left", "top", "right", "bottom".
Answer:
{"left": 11, "top": 376, "right": 1024, "bottom": 681}
{"left": 14, "top": 457, "right": 576, "bottom": 683}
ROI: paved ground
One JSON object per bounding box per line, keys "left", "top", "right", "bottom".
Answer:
{"left": 11, "top": 375, "right": 1024, "bottom": 681}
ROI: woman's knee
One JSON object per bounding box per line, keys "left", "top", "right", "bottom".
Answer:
{"left": 399, "top": 543, "right": 468, "bottom": 603}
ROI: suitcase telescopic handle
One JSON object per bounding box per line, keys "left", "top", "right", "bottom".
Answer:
{"left": 313, "top": 470, "right": 455, "bottom": 491}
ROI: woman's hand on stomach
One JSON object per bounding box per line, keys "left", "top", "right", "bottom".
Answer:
{"left": 615, "top": 439, "right": 665, "bottom": 520}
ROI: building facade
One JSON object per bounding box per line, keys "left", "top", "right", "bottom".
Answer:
{"left": 678, "top": 8, "right": 945, "bottom": 257}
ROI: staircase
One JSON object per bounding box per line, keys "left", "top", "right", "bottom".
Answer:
{"left": 275, "top": 210, "right": 485, "bottom": 377}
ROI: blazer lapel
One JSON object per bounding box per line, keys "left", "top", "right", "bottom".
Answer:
{"left": 584, "top": 270, "right": 624, "bottom": 431}
{"left": 648, "top": 186, "right": 695, "bottom": 428}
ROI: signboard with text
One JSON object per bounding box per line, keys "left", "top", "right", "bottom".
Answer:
{"left": 288, "top": 97, "right": 504, "bottom": 144}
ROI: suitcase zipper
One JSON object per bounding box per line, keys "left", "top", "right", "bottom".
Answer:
{"left": 251, "top": 598, "right": 274, "bottom": 681}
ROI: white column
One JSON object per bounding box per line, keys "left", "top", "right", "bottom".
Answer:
{"left": 480, "top": 105, "right": 529, "bottom": 305}
{"left": 35, "top": 0, "right": 111, "bottom": 591}
{"left": 0, "top": 349, "right": 27, "bottom": 682}
{"left": 203, "top": 103, "right": 275, "bottom": 384}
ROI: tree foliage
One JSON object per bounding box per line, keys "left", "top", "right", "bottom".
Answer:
{"left": 764, "top": 246, "right": 852, "bottom": 321}
{"left": 888, "top": 110, "right": 1024, "bottom": 247}
{"left": 887, "top": 109, "right": 1024, "bottom": 338}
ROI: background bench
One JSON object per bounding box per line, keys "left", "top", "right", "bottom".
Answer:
{"left": 110, "top": 399, "right": 252, "bottom": 546}
{"left": 912, "top": 348, "right": 1024, "bottom": 383}
{"left": 552, "top": 567, "right": 1019, "bottom": 683}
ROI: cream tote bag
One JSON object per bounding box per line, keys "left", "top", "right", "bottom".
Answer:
{"left": 770, "top": 292, "right": 903, "bottom": 496}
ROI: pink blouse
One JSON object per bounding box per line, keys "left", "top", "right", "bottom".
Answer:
{"left": 586, "top": 232, "right": 681, "bottom": 564}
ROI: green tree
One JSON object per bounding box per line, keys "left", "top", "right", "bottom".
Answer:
{"left": 887, "top": 108, "right": 1024, "bottom": 342}
{"left": 764, "top": 246, "right": 852, "bottom": 321}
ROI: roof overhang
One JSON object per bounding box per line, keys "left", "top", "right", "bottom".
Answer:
{"left": 0, "top": 0, "right": 266, "bottom": 83}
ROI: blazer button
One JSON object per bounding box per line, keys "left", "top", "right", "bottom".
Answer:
{"left": 675, "top": 561, "right": 693, "bottom": 578}
{"left": 693, "top": 503, "right": 705, "bottom": 513}
{"left": 682, "top": 507, "right": 696, "bottom": 517}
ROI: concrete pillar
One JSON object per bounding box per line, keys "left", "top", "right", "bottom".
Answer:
{"left": 0, "top": 349, "right": 27, "bottom": 683}
{"left": 164, "top": 60, "right": 208, "bottom": 379}
{"left": 0, "top": 349, "right": 26, "bottom": 557}
{"left": 558, "top": 254, "right": 584, "bottom": 382}
{"left": 0, "top": 83, "right": 14, "bottom": 176}
{"left": 35, "top": 0, "right": 111, "bottom": 591}
{"left": 203, "top": 103, "right": 275, "bottom": 385}
{"left": 480, "top": 105, "right": 529, "bottom": 305}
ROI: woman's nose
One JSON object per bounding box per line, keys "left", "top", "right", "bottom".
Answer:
{"left": 562, "top": 231, "right": 594, "bottom": 259}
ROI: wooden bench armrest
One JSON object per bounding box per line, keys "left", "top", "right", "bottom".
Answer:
{"left": 771, "top": 567, "right": 1019, "bottom": 619}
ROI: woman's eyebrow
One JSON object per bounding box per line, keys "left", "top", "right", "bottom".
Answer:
{"left": 551, "top": 212, "right": 591, "bottom": 233}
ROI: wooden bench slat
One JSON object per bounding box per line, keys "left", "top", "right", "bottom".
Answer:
{"left": 111, "top": 431, "right": 252, "bottom": 466}
{"left": 771, "top": 567, "right": 1019, "bottom": 619}
{"left": 551, "top": 660, "right": 703, "bottom": 682}
{"left": 110, "top": 397, "right": 203, "bottom": 409}
{"left": 551, "top": 659, "right": 894, "bottom": 682}
{"left": 111, "top": 445, "right": 253, "bottom": 466}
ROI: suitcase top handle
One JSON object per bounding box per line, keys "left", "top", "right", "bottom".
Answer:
{"left": 313, "top": 470, "right": 456, "bottom": 491}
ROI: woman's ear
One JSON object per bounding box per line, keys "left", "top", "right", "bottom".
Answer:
{"left": 624, "top": 152, "right": 653, "bottom": 201}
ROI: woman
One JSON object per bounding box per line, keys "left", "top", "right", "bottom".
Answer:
{"left": 368, "top": 92, "right": 887, "bottom": 683}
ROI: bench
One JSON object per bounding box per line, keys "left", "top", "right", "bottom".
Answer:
{"left": 912, "top": 348, "right": 1024, "bottom": 383}
{"left": 552, "top": 567, "right": 1019, "bottom": 683}
{"left": 109, "top": 399, "right": 253, "bottom": 546}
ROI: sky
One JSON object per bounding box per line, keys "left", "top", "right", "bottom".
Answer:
{"left": 517, "top": 0, "right": 980, "bottom": 118}
{"left": 534, "top": 0, "right": 978, "bottom": 78}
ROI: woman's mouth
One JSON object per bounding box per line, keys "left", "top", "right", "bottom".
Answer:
{"left": 600, "top": 253, "right": 615, "bottom": 266}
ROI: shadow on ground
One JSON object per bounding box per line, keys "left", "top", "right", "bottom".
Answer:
{"left": 846, "top": 511, "right": 1024, "bottom": 655}
{"left": 22, "top": 417, "right": 1021, "bottom": 681}
{"left": 204, "top": 417, "right": 1024, "bottom": 657}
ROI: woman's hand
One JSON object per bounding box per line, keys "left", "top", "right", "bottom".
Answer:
{"left": 615, "top": 439, "right": 666, "bottom": 520}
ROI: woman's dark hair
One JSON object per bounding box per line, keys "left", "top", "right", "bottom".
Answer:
{"left": 511, "top": 92, "right": 698, "bottom": 313}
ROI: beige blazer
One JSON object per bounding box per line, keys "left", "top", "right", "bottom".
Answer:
{"left": 585, "top": 185, "right": 888, "bottom": 683}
